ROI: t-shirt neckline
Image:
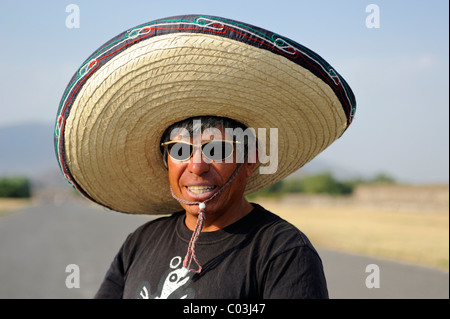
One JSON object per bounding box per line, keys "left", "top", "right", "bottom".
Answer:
{"left": 174, "top": 203, "right": 264, "bottom": 245}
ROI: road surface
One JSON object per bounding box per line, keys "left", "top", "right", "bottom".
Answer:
{"left": 0, "top": 200, "right": 448, "bottom": 299}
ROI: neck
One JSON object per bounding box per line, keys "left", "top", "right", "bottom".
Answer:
{"left": 184, "top": 198, "right": 253, "bottom": 232}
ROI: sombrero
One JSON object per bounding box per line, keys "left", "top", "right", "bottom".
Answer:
{"left": 54, "top": 14, "right": 356, "bottom": 215}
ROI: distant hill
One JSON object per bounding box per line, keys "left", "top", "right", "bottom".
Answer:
{"left": 0, "top": 122, "right": 65, "bottom": 187}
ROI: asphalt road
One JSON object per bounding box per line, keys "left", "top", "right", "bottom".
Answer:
{"left": 0, "top": 200, "right": 448, "bottom": 299}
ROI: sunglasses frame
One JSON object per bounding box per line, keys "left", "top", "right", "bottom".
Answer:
{"left": 161, "top": 139, "right": 242, "bottom": 162}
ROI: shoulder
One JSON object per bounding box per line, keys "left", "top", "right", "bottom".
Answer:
{"left": 249, "top": 203, "right": 319, "bottom": 256}
{"left": 133, "top": 211, "right": 183, "bottom": 235}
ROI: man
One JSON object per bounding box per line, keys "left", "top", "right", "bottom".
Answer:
{"left": 54, "top": 15, "right": 356, "bottom": 299}
{"left": 93, "top": 116, "right": 329, "bottom": 298}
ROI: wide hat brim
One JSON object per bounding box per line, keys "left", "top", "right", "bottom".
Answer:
{"left": 54, "top": 15, "right": 356, "bottom": 215}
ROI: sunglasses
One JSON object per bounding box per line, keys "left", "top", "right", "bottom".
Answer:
{"left": 161, "top": 140, "right": 242, "bottom": 162}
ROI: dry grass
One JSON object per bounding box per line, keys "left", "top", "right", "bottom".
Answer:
{"left": 0, "top": 198, "right": 32, "bottom": 216}
{"left": 254, "top": 197, "right": 449, "bottom": 271}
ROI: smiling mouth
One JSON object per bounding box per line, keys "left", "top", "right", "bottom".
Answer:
{"left": 186, "top": 186, "right": 217, "bottom": 194}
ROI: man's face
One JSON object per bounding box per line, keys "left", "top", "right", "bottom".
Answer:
{"left": 167, "top": 126, "right": 255, "bottom": 218}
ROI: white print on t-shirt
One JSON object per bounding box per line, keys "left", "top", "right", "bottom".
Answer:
{"left": 135, "top": 256, "right": 195, "bottom": 299}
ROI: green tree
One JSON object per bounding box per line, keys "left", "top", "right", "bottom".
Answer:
{"left": 300, "top": 172, "right": 352, "bottom": 195}
{"left": 0, "top": 177, "right": 31, "bottom": 198}
{"left": 280, "top": 179, "right": 303, "bottom": 193}
{"left": 370, "top": 173, "right": 396, "bottom": 184}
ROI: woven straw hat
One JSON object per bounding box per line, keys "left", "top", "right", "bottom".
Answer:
{"left": 54, "top": 14, "right": 356, "bottom": 215}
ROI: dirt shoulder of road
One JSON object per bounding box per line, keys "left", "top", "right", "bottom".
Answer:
{"left": 0, "top": 198, "right": 33, "bottom": 216}
{"left": 252, "top": 184, "right": 449, "bottom": 271}
{"left": 2, "top": 185, "right": 448, "bottom": 271}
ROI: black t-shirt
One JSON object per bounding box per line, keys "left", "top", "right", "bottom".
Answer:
{"left": 94, "top": 203, "right": 328, "bottom": 299}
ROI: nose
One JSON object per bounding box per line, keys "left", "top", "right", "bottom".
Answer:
{"left": 187, "top": 147, "right": 210, "bottom": 175}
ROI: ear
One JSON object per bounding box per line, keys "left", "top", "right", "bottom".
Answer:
{"left": 244, "top": 161, "right": 257, "bottom": 178}
{"left": 244, "top": 146, "right": 258, "bottom": 177}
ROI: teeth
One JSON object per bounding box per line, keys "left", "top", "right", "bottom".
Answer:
{"left": 187, "top": 186, "right": 216, "bottom": 194}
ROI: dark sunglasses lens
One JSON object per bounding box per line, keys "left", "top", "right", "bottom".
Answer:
{"left": 202, "top": 141, "right": 233, "bottom": 161}
{"left": 168, "top": 142, "right": 192, "bottom": 161}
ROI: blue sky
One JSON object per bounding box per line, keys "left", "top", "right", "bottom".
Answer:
{"left": 0, "top": 0, "right": 448, "bottom": 184}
